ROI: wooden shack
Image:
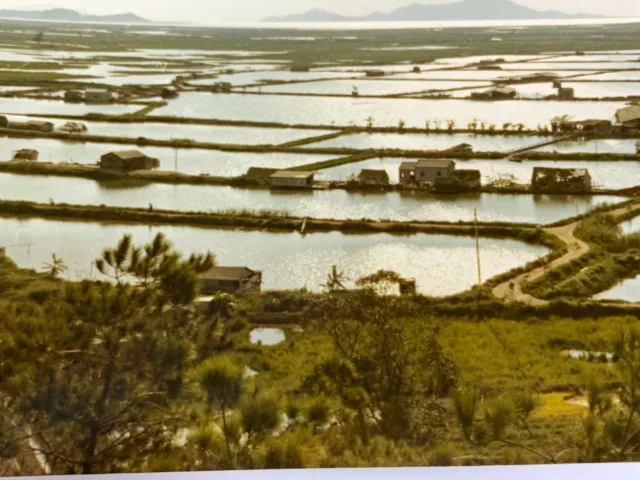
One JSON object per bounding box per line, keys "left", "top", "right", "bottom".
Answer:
{"left": 616, "top": 106, "right": 640, "bottom": 127}
{"left": 576, "top": 119, "right": 613, "bottom": 133}
{"left": 12, "top": 149, "right": 39, "bottom": 161}
{"left": 58, "top": 122, "right": 88, "bottom": 134}
{"left": 245, "top": 167, "right": 278, "bottom": 183}
{"left": 64, "top": 90, "right": 84, "bottom": 103}
{"left": 531, "top": 167, "right": 592, "bottom": 193}
{"left": 399, "top": 159, "right": 456, "bottom": 185}
{"left": 365, "top": 70, "right": 385, "bottom": 77}
{"left": 471, "top": 86, "right": 516, "bottom": 100}
{"left": 358, "top": 169, "right": 390, "bottom": 185}
{"left": 434, "top": 169, "right": 482, "bottom": 192}
{"left": 198, "top": 266, "right": 262, "bottom": 295}
{"left": 13, "top": 120, "right": 55, "bottom": 133}
{"left": 270, "top": 170, "right": 315, "bottom": 189}
{"left": 99, "top": 150, "right": 160, "bottom": 171}
{"left": 161, "top": 87, "right": 179, "bottom": 99}
{"left": 558, "top": 87, "right": 575, "bottom": 100}
{"left": 85, "top": 89, "right": 113, "bottom": 103}
{"left": 212, "top": 82, "right": 232, "bottom": 93}
{"left": 0, "top": 116, "right": 7, "bottom": 128}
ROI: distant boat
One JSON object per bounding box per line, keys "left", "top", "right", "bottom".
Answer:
{"left": 509, "top": 158, "right": 523, "bottom": 163}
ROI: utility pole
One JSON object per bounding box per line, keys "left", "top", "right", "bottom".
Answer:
{"left": 474, "top": 208, "right": 482, "bottom": 286}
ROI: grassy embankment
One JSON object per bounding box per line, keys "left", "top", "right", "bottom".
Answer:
{"left": 523, "top": 212, "right": 640, "bottom": 300}
{"left": 0, "top": 198, "right": 545, "bottom": 235}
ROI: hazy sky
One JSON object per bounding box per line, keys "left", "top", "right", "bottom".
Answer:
{"left": 6, "top": 0, "right": 640, "bottom": 23}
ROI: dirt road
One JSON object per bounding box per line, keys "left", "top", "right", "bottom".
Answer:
{"left": 492, "top": 202, "right": 640, "bottom": 306}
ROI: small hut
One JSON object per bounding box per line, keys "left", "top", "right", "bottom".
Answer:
{"left": 161, "top": 87, "right": 178, "bottom": 99}
{"left": 365, "top": 70, "right": 385, "bottom": 77}
{"left": 531, "top": 167, "right": 592, "bottom": 193}
{"left": 358, "top": 169, "right": 390, "bottom": 185}
{"left": 198, "top": 266, "right": 262, "bottom": 295}
{"left": 64, "top": 90, "right": 84, "bottom": 103}
{"left": 245, "top": 167, "right": 278, "bottom": 183}
{"left": 616, "top": 106, "right": 640, "bottom": 127}
{"left": 0, "top": 116, "right": 8, "bottom": 128}
{"left": 99, "top": 150, "right": 160, "bottom": 171}
{"left": 558, "top": 87, "right": 575, "bottom": 100}
{"left": 212, "top": 82, "right": 232, "bottom": 93}
{"left": 434, "top": 169, "right": 482, "bottom": 192}
{"left": 85, "top": 89, "right": 113, "bottom": 103}
{"left": 58, "top": 122, "right": 88, "bottom": 134}
{"left": 18, "top": 120, "right": 54, "bottom": 133}
{"left": 12, "top": 149, "right": 39, "bottom": 161}
{"left": 270, "top": 170, "right": 315, "bottom": 189}
{"left": 471, "top": 86, "right": 516, "bottom": 100}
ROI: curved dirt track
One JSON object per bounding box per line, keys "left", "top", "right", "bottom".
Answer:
{"left": 492, "top": 202, "right": 640, "bottom": 306}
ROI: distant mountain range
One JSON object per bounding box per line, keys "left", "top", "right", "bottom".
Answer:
{"left": 264, "top": 0, "right": 597, "bottom": 22}
{"left": 0, "top": 8, "right": 150, "bottom": 23}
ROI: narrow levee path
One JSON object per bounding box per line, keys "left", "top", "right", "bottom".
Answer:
{"left": 493, "top": 201, "right": 640, "bottom": 306}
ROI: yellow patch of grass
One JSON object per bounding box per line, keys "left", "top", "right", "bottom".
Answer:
{"left": 531, "top": 393, "right": 588, "bottom": 419}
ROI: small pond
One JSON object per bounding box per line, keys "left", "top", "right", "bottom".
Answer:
{"left": 250, "top": 328, "right": 286, "bottom": 346}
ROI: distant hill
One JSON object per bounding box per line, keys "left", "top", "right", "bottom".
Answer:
{"left": 0, "top": 8, "right": 150, "bottom": 23}
{"left": 264, "top": 0, "right": 597, "bottom": 22}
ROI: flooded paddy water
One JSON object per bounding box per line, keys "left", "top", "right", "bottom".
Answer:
{"left": 190, "top": 70, "right": 359, "bottom": 86}
{"left": 155, "top": 92, "right": 624, "bottom": 129}
{"left": 0, "top": 217, "right": 549, "bottom": 296}
{"left": 245, "top": 79, "right": 491, "bottom": 96}
{"left": 0, "top": 173, "right": 624, "bottom": 224}
{"left": 0, "top": 97, "right": 139, "bottom": 116}
{"left": 535, "top": 138, "right": 640, "bottom": 154}
{"left": 3, "top": 115, "right": 330, "bottom": 145}
{"left": 307, "top": 132, "right": 550, "bottom": 152}
{"left": 596, "top": 276, "right": 640, "bottom": 302}
{"left": 516, "top": 81, "right": 640, "bottom": 98}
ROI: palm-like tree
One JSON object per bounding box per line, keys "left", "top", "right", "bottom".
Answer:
{"left": 41, "top": 254, "right": 68, "bottom": 278}
{"left": 365, "top": 116, "right": 374, "bottom": 129}
{"left": 447, "top": 119, "right": 456, "bottom": 132}
{"left": 322, "top": 265, "right": 347, "bottom": 291}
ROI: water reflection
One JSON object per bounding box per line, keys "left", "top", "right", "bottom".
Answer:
{"left": 0, "top": 173, "right": 624, "bottom": 224}
{"left": 0, "top": 217, "right": 548, "bottom": 296}
{"left": 156, "top": 92, "right": 624, "bottom": 129}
